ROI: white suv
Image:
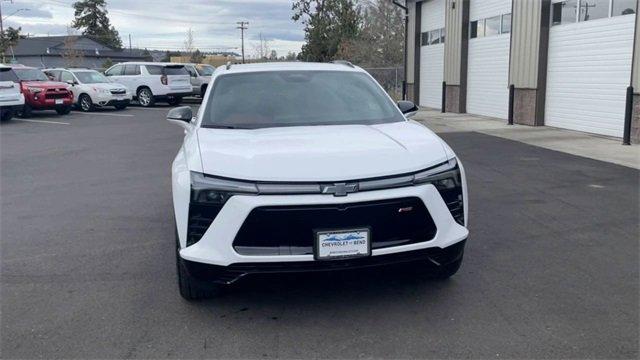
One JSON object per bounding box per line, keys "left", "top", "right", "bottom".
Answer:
{"left": 182, "top": 63, "right": 215, "bottom": 97}
{"left": 0, "top": 64, "right": 25, "bottom": 121}
{"left": 104, "top": 62, "right": 191, "bottom": 107}
{"left": 44, "top": 68, "right": 132, "bottom": 111}
{"left": 168, "top": 62, "right": 469, "bottom": 300}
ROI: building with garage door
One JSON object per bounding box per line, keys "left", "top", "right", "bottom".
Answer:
{"left": 404, "top": 0, "right": 640, "bottom": 143}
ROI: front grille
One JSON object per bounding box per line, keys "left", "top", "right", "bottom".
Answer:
{"left": 233, "top": 197, "right": 437, "bottom": 256}
{"left": 110, "top": 89, "right": 126, "bottom": 94}
{"left": 45, "top": 90, "right": 69, "bottom": 99}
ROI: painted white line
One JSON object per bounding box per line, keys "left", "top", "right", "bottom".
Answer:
{"left": 74, "top": 112, "right": 134, "bottom": 117}
{"left": 12, "top": 119, "right": 70, "bottom": 125}
{"left": 129, "top": 107, "right": 171, "bottom": 111}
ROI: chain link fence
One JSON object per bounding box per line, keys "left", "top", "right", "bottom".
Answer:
{"left": 362, "top": 67, "right": 404, "bottom": 101}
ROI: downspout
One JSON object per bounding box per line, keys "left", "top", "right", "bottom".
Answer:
{"left": 393, "top": 0, "right": 409, "bottom": 100}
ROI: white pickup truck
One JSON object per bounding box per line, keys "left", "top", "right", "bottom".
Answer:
{"left": 0, "top": 64, "right": 25, "bottom": 121}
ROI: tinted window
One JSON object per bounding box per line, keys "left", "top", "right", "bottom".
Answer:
{"left": 579, "top": 0, "right": 609, "bottom": 21}
{"left": 13, "top": 68, "right": 49, "bottom": 81}
{"left": 105, "top": 65, "right": 123, "bottom": 76}
{"left": 164, "top": 66, "right": 188, "bottom": 75}
{"left": 612, "top": 0, "right": 637, "bottom": 15}
{"left": 124, "top": 64, "right": 140, "bottom": 76}
{"left": 44, "top": 70, "right": 61, "bottom": 81}
{"left": 186, "top": 66, "right": 198, "bottom": 77}
{"left": 429, "top": 29, "right": 440, "bottom": 45}
{"left": 485, "top": 15, "right": 501, "bottom": 36}
{"left": 421, "top": 32, "right": 429, "bottom": 46}
{"left": 470, "top": 20, "right": 484, "bottom": 38}
{"left": 145, "top": 65, "right": 163, "bottom": 75}
{"left": 502, "top": 13, "right": 512, "bottom": 34}
{"left": 552, "top": 0, "right": 577, "bottom": 25}
{"left": 0, "top": 68, "right": 19, "bottom": 82}
{"left": 202, "top": 71, "right": 404, "bottom": 129}
{"left": 196, "top": 64, "right": 215, "bottom": 76}
{"left": 61, "top": 71, "right": 75, "bottom": 83}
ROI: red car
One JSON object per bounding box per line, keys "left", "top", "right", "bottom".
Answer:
{"left": 9, "top": 66, "right": 73, "bottom": 117}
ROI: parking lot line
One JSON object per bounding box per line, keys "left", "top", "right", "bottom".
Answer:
{"left": 74, "top": 112, "right": 134, "bottom": 117}
{"left": 12, "top": 119, "right": 70, "bottom": 125}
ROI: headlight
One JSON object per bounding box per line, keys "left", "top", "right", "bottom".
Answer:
{"left": 414, "top": 158, "right": 464, "bottom": 225}
{"left": 27, "top": 87, "right": 42, "bottom": 94}
{"left": 186, "top": 172, "right": 258, "bottom": 246}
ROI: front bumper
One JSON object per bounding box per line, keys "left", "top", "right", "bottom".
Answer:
{"left": 178, "top": 183, "right": 469, "bottom": 267}
{"left": 92, "top": 93, "right": 132, "bottom": 107}
{"left": 183, "top": 239, "right": 466, "bottom": 284}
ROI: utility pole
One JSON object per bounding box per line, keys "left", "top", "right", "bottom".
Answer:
{"left": 128, "top": 34, "right": 132, "bottom": 53}
{"left": 236, "top": 21, "right": 248, "bottom": 64}
{"left": 1, "top": 0, "right": 14, "bottom": 64}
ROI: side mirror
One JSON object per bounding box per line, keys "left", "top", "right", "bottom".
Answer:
{"left": 66, "top": 80, "right": 76, "bottom": 85}
{"left": 167, "top": 106, "right": 193, "bottom": 129}
{"left": 397, "top": 100, "right": 419, "bottom": 118}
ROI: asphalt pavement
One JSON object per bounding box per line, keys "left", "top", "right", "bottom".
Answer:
{"left": 1, "top": 105, "right": 638, "bottom": 359}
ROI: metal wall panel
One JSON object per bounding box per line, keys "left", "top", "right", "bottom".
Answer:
{"left": 444, "top": 0, "right": 463, "bottom": 84}
{"left": 545, "top": 15, "right": 636, "bottom": 137}
{"left": 422, "top": 0, "right": 445, "bottom": 31}
{"left": 632, "top": 4, "right": 640, "bottom": 91}
{"left": 509, "top": 0, "right": 542, "bottom": 88}
{"left": 470, "top": 0, "right": 512, "bottom": 20}
{"left": 419, "top": 0, "right": 445, "bottom": 108}
{"left": 407, "top": 1, "right": 416, "bottom": 82}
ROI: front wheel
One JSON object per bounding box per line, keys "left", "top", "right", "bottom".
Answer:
{"left": 19, "top": 104, "right": 33, "bottom": 118}
{"left": 167, "top": 96, "right": 182, "bottom": 106}
{"left": 56, "top": 106, "right": 72, "bottom": 115}
{"left": 79, "top": 94, "right": 94, "bottom": 112}
{"left": 176, "top": 227, "right": 222, "bottom": 301}
{"left": 1, "top": 108, "right": 14, "bottom": 122}
{"left": 137, "top": 88, "right": 155, "bottom": 107}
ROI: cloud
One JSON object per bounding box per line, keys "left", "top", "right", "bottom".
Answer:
{"left": 3, "top": 2, "right": 53, "bottom": 19}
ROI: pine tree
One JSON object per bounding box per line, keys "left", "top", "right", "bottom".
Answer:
{"left": 72, "top": 0, "right": 123, "bottom": 50}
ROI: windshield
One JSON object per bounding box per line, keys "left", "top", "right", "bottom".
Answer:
{"left": 74, "top": 71, "right": 110, "bottom": 84}
{"left": 196, "top": 64, "right": 215, "bottom": 76}
{"left": 202, "top": 71, "right": 403, "bottom": 129}
{"left": 13, "top": 68, "right": 49, "bottom": 81}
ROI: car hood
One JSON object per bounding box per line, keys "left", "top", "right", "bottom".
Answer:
{"left": 87, "top": 82, "right": 127, "bottom": 91}
{"left": 21, "top": 80, "right": 68, "bottom": 89}
{"left": 196, "top": 121, "right": 449, "bottom": 182}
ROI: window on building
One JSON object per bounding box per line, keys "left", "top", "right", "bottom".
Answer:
{"left": 105, "top": 65, "right": 123, "bottom": 76}
{"left": 421, "top": 32, "right": 429, "bottom": 46}
{"left": 551, "top": 0, "right": 577, "bottom": 25}
{"left": 440, "top": 27, "right": 446, "bottom": 43}
{"left": 429, "top": 29, "right": 441, "bottom": 45}
{"left": 501, "top": 13, "right": 512, "bottom": 33}
{"left": 485, "top": 15, "right": 501, "bottom": 36}
{"left": 124, "top": 64, "right": 140, "bottom": 76}
{"left": 612, "top": 0, "right": 637, "bottom": 16}
{"left": 578, "top": 0, "right": 609, "bottom": 21}
{"left": 470, "top": 20, "right": 485, "bottom": 38}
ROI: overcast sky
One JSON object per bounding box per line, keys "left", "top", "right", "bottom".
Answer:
{"left": 2, "top": 0, "right": 305, "bottom": 57}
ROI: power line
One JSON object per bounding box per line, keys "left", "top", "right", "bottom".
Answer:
{"left": 236, "top": 21, "right": 248, "bottom": 64}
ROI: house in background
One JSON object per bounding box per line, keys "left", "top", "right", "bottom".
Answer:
{"left": 7, "top": 35, "right": 148, "bottom": 69}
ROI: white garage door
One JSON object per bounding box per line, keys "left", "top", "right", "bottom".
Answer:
{"left": 545, "top": 10, "right": 635, "bottom": 137}
{"left": 419, "top": 0, "right": 445, "bottom": 109}
{"left": 466, "top": 0, "right": 512, "bottom": 119}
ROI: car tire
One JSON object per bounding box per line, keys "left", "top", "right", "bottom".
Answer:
{"left": 79, "top": 94, "right": 94, "bottom": 112}
{"left": 55, "top": 106, "right": 72, "bottom": 115}
{"left": 167, "top": 96, "right": 182, "bottom": 106}
{"left": 176, "top": 226, "right": 222, "bottom": 301}
{"left": 1, "top": 108, "right": 14, "bottom": 122}
{"left": 137, "top": 87, "right": 155, "bottom": 107}
{"left": 114, "top": 104, "right": 127, "bottom": 110}
{"left": 19, "top": 104, "right": 32, "bottom": 118}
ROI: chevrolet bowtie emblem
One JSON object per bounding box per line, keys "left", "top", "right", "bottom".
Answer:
{"left": 321, "top": 182, "right": 358, "bottom": 196}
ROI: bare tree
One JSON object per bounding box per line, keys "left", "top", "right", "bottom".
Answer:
{"left": 184, "top": 28, "right": 195, "bottom": 59}
{"left": 252, "top": 32, "right": 271, "bottom": 60}
{"left": 62, "top": 27, "right": 85, "bottom": 67}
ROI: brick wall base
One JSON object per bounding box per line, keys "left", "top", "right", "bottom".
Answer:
{"left": 513, "top": 88, "right": 543, "bottom": 126}
{"left": 445, "top": 85, "right": 464, "bottom": 113}
{"left": 632, "top": 94, "right": 640, "bottom": 144}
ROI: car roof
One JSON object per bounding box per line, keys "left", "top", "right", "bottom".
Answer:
{"left": 112, "top": 62, "right": 184, "bottom": 66}
{"left": 215, "top": 61, "right": 366, "bottom": 75}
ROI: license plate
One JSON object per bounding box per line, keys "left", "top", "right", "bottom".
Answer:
{"left": 55, "top": 99, "right": 63, "bottom": 104}
{"left": 315, "top": 228, "right": 370, "bottom": 260}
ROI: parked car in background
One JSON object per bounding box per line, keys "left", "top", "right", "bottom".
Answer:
{"left": 182, "top": 63, "right": 215, "bottom": 97}
{"left": 168, "top": 62, "right": 469, "bottom": 300}
{"left": 104, "top": 62, "right": 191, "bottom": 107}
{"left": 44, "top": 68, "right": 132, "bottom": 111}
{"left": 0, "top": 65, "right": 25, "bottom": 121}
{"left": 9, "top": 65, "right": 73, "bottom": 117}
